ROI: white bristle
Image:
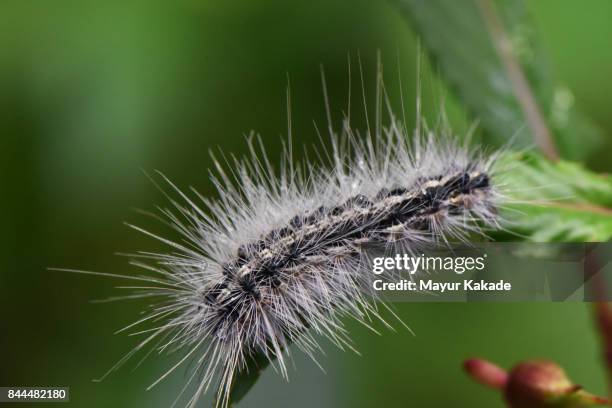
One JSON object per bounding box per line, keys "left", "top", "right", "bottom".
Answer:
{"left": 78, "top": 71, "right": 504, "bottom": 407}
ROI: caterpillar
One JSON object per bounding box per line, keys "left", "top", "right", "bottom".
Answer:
{"left": 68, "top": 72, "right": 503, "bottom": 407}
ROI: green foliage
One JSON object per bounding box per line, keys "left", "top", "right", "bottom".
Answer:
{"left": 498, "top": 152, "right": 612, "bottom": 242}
{"left": 227, "top": 352, "right": 272, "bottom": 406}
{"left": 394, "top": 0, "right": 603, "bottom": 160}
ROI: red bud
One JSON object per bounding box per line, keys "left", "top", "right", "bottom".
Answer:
{"left": 465, "top": 359, "right": 610, "bottom": 407}
{"left": 505, "top": 360, "right": 576, "bottom": 407}
{"left": 464, "top": 358, "right": 508, "bottom": 390}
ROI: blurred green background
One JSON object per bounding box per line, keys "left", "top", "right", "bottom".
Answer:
{"left": 2, "top": 1, "right": 612, "bottom": 407}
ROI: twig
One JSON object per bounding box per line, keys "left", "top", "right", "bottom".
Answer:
{"left": 588, "top": 244, "right": 612, "bottom": 398}
{"left": 533, "top": 201, "right": 612, "bottom": 216}
{"left": 476, "top": 0, "right": 560, "bottom": 162}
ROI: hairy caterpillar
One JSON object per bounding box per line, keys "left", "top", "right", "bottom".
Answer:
{"left": 63, "top": 70, "right": 503, "bottom": 407}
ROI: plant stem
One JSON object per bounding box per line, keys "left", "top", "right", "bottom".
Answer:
{"left": 476, "top": 0, "right": 560, "bottom": 162}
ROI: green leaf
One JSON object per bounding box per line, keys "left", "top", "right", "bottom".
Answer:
{"left": 223, "top": 351, "right": 272, "bottom": 407}
{"left": 497, "top": 152, "right": 612, "bottom": 242}
{"left": 393, "top": 0, "right": 603, "bottom": 160}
